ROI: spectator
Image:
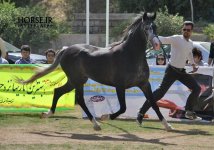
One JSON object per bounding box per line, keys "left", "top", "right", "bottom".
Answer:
{"left": 15, "top": 45, "right": 34, "bottom": 64}
{"left": 44, "top": 49, "right": 56, "bottom": 64}
{"left": 0, "top": 49, "right": 9, "bottom": 64}
{"left": 0, "top": 37, "right": 6, "bottom": 58}
{"left": 208, "top": 41, "right": 214, "bottom": 66}
{"left": 192, "top": 47, "right": 208, "bottom": 66}
{"left": 156, "top": 54, "right": 166, "bottom": 65}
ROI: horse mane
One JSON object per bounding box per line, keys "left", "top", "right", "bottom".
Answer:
{"left": 110, "top": 13, "right": 144, "bottom": 49}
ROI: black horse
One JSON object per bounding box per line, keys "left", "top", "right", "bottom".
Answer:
{"left": 16, "top": 12, "right": 172, "bottom": 131}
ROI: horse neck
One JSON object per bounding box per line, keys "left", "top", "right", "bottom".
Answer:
{"left": 123, "top": 29, "right": 147, "bottom": 55}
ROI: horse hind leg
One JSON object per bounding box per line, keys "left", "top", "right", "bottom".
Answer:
{"left": 76, "top": 84, "right": 101, "bottom": 131}
{"left": 101, "top": 87, "right": 126, "bottom": 120}
{"left": 138, "top": 82, "right": 173, "bottom": 131}
{"left": 41, "top": 80, "right": 74, "bottom": 118}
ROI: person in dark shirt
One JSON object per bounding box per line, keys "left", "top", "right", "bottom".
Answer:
{"left": 208, "top": 42, "right": 214, "bottom": 66}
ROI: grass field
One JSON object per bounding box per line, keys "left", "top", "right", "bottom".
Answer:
{"left": 0, "top": 106, "right": 214, "bottom": 150}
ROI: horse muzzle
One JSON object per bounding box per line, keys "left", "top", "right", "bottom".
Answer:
{"left": 151, "top": 36, "right": 161, "bottom": 50}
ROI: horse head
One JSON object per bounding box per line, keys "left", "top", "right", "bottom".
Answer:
{"left": 141, "top": 12, "right": 160, "bottom": 50}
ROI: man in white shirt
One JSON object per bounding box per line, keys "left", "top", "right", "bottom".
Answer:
{"left": 137, "top": 21, "right": 201, "bottom": 124}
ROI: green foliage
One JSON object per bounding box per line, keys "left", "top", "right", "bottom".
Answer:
{"left": 0, "top": 1, "right": 71, "bottom": 50}
{"left": 110, "top": 9, "right": 183, "bottom": 40}
{"left": 203, "top": 24, "right": 214, "bottom": 41}
{"left": 116, "top": 0, "right": 214, "bottom": 22}
{"left": 117, "top": 0, "right": 161, "bottom": 13}
{"left": 155, "top": 8, "right": 183, "bottom": 36}
{"left": 0, "top": 1, "right": 20, "bottom": 45}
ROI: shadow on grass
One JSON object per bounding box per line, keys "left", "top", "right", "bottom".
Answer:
{"left": 0, "top": 113, "right": 78, "bottom": 120}
{"left": 143, "top": 126, "right": 213, "bottom": 136}
{"left": 28, "top": 118, "right": 212, "bottom": 145}
{"left": 30, "top": 130, "right": 174, "bottom": 146}
{"left": 144, "top": 119, "right": 214, "bottom": 126}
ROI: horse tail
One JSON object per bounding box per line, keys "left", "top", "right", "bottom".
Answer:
{"left": 16, "top": 49, "right": 65, "bottom": 84}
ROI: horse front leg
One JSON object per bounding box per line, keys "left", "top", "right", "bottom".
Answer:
{"left": 101, "top": 87, "right": 126, "bottom": 120}
{"left": 138, "top": 82, "right": 173, "bottom": 131}
{"left": 41, "top": 81, "right": 74, "bottom": 118}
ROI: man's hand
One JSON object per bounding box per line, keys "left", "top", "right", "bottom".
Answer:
{"left": 152, "top": 37, "right": 160, "bottom": 50}
{"left": 189, "top": 64, "right": 198, "bottom": 73}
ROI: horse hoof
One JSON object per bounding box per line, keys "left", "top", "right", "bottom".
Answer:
{"left": 161, "top": 118, "right": 174, "bottom": 131}
{"left": 93, "top": 125, "right": 101, "bottom": 131}
{"left": 136, "top": 113, "right": 144, "bottom": 126}
{"left": 100, "top": 114, "right": 110, "bottom": 121}
{"left": 40, "top": 110, "right": 53, "bottom": 119}
{"left": 92, "top": 118, "right": 101, "bottom": 131}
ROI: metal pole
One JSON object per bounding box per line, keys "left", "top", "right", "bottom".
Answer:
{"left": 86, "top": 0, "right": 90, "bottom": 45}
{"left": 190, "top": 0, "right": 194, "bottom": 22}
{"left": 105, "top": 0, "right": 109, "bottom": 47}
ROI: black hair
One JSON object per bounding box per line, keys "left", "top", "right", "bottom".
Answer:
{"left": 0, "top": 49, "right": 2, "bottom": 57}
{"left": 183, "top": 21, "right": 194, "bottom": 29}
{"left": 192, "top": 47, "right": 203, "bottom": 60}
{"left": 156, "top": 53, "right": 166, "bottom": 65}
{"left": 21, "top": 45, "right": 31, "bottom": 52}
{"left": 45, "top": 49, "right": 56, "bottom": 57}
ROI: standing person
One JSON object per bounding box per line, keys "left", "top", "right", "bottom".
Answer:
{"left": 137, "top": 21, "right": 201, "bottom": 125}
{"left": 44, "top": 49, "right": 56, "bottom": 64}
{"left": 156, "top": 53, "right": 166, "bottom": 65}
{"left": 0, "top": 49, "right": 9, "bottom": 64}
{"left": 208, "top": 41, "right": 214, "bottom": 66}
{"left": 15, "top": 45, "right": 34, "bottom": 64}
{"left": 0, "top": 37, "right": 6, "bottom": 58}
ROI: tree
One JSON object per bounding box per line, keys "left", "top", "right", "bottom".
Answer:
{"left": 116, "top": 0, "right": 214, "bottom": 22}
{"left": 0, "top": 1, "right": 70, "bottom": 51}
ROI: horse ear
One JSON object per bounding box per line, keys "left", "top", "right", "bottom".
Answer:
{"left": 152, "top": 12, "right": 156, "bottom": 20}
{"left": 143, "top": 12, "right": 148, "bottom": 21}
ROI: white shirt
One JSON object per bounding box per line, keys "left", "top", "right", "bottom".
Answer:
{"left": 0, "top": 57, "right": 9, "bottom": 64}
{"left": 159, "top": 35, "right": 194, "bottom": 68}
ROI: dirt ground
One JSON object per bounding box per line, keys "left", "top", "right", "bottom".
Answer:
{"left": 1, "top": 107, "right": 214, "bottom": 150}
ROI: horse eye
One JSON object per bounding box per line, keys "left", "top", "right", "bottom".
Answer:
{"left": 144, "top": 26, "right": 150, "bottom": 30}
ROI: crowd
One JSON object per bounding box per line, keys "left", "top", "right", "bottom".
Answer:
{"left": 0, "top": 43, "right": 56, "bottom": 65}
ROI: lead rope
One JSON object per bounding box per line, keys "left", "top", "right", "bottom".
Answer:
{"left": 155, "top": 36, "right": 169, "bottom": 63}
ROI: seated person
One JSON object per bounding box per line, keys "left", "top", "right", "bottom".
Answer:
{"left": 156, "top": 53, "right": 166, "bottom": 65}
{"left": 15, "top": 45, "right": 34, "bottom": 64}
{"left": 192, "top": 47, "right": 208, "bottom": 66}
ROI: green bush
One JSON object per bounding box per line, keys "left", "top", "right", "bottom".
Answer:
{"left": 155, "top": 8, "right": 183, "bottom": 36}
{"left": 110, "top": 8, "right": 183, "bottom": 41}
{"left": 203, "top": 24, "right": 214, "bottom": 41}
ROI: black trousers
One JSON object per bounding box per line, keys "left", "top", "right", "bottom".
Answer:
{"left": 139, "top": 64, "right": 201, "bottom": 115}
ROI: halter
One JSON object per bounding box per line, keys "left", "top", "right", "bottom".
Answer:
{"left": 141, "top": 22, "right": 157, "bottom": 46}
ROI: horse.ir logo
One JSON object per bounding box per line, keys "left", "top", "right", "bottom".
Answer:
{"left": 16, "top": 16, "right": 53, "bottom": 28}
{"left": 90, "top": 95, "right": 105, "bottom": 102}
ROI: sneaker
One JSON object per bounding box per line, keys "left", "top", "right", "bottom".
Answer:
{"left": 185, "top": 111, "right": 202, "bottom": 120}
{"left": 136, "top": 113, "right": 144, "bottom": 126}
{"left": 161, "top": 118, "right": 174, "bottom": 131}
